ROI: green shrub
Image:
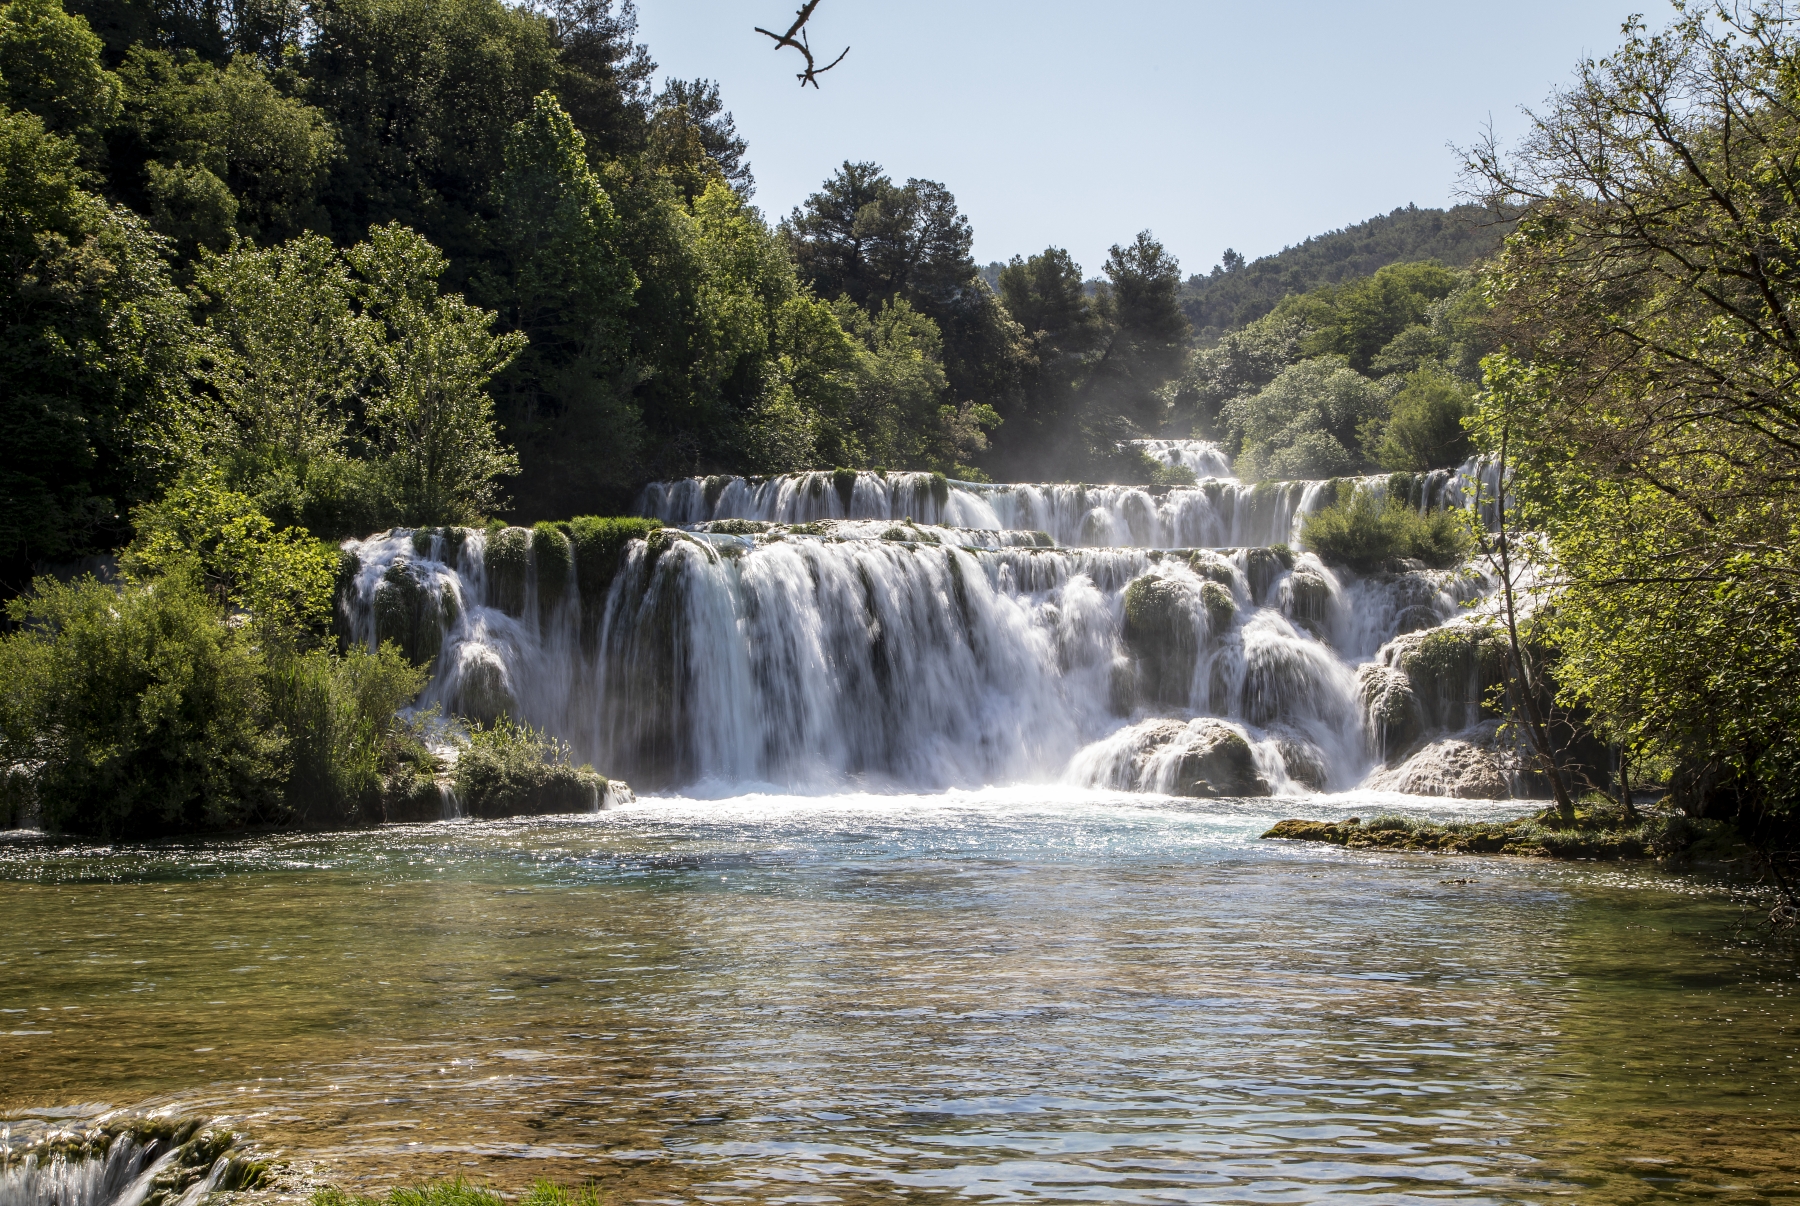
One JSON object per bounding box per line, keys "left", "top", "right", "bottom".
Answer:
{"left": 1299, "top": 490, "right": 1471, "bottom": 572}
{"left": 267, "top": 642, "right": 433, "bottom": 826}
{"left": 454, "top": 717, "right": 605, "bottom": 818}
{"left": 0, "top": 569, "right": 287, "bottom": 838}
{"left": 561, "top": 516, "right": 663, "bottom": 613}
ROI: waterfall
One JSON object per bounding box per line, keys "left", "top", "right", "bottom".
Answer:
{"left": 340, "top": 507, "right": 1494, "bottom": 795}
{"left": 635, "top": 457, "right": 1503, "bottom": 551}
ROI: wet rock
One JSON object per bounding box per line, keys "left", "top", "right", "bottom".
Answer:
{"left": 1122, "top": 576, "right": 1199, "bottom": 707}
{"left": 1199, "top": 580, "right": 1237, "bottom": 632}
{"left": 533, "top": 522, "right": 572, "bottom": 624}
{"left": 1392, "top": 622, "right": 1509, "bottom": 731}
{"left": 1284, "top": 568, "right": 1333, "bottom": 629}
{"left": 1243, "top": 545, "right": 1294, "bottom": 604}
{"left": 1179, "top": 549, "right": 1238, "bottom": 588}
{"left": 485, "top": 525, "right": 532, "bottom": 616}
{"left": 1169, "top": 718, "right": 1271, "bottom": 798}
{"left": 1394, "top": 604, "right": 1441, "bottom": 634}
{"left": 373, "top": 558, "right": 446, "bottom": 667}
{"left": 1274, "top": 732, "right": 1330, "bottom": 791}
{"left": 1358, "top": 664, "right": 1423, "bottom": 764}
{"left": 454, "top": 648, "right": 515, "bottom": 724}
{"left": 1365, "top": 721, "right": 1516, "bottom": 799}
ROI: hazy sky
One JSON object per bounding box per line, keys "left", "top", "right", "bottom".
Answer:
{"left": 636, "top": 1, "right": 1645, "bottom": 281}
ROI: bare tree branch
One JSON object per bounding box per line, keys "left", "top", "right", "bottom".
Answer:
{"left": 755, "top": 1, "right": 849, "bottom": 88}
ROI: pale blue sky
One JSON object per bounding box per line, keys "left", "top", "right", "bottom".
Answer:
{"left": 636, "top": 1, "right": 1644, "bottom": 280}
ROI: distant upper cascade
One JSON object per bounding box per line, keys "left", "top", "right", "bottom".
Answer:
{"left": 635, "top": 456, "right": 1501, "bottom": 550}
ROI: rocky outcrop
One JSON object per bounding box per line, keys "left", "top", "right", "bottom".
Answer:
{"left": 1364, "top": 720, "right": 1517, "bottom": 799}
{"left": 1121, "top": 576, "right": 1201, "bottom": 708}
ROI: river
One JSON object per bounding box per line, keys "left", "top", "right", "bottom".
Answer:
{"left": 2, "top": 788, "right": 1794, "bottom": 1203}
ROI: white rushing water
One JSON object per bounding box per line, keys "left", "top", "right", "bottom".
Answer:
{"left": 340, "top": 443, "right": 1510, "bottom": 797}
{"left": 634, "top": 446, "right": 1503, "bottom": 549}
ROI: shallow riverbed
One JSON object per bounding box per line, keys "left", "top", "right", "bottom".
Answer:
{"left": 1, "top": 788, "right": 1795, "bottom": 1203}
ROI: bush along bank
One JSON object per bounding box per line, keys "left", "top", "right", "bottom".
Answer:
{"left": 1262, "top": 799, "right": 1746, "bottom": 862}
{"left": 0, "top": 487, "right": 650, "bottom": 837}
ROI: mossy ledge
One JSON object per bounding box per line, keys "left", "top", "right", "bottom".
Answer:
{"left": 1262, "top": 804, "right": 1745, "bottom": 861}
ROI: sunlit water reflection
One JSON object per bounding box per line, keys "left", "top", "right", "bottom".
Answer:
{"left": 1, "top": 788, "right": 1795, "bottom": 1203}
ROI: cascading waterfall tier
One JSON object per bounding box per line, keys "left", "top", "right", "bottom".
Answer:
{"left": 635, "top": 455, "right": 1504, "bottom": 549}
{"left": 339, "top": 505, "right": 1506, "bottom": 796}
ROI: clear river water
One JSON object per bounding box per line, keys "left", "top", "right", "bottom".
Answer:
{"left": 2, "top": 788, "right": 1795, "bottom": 1204}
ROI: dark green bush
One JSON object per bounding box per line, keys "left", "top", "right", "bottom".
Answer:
{"left": 454, "top": 717, "right": 605, "bottom": 818}
{"left": 267, "top": 642, "right": 433, "bottom": 826}
{"left": 0, "top": 568, "right": 287, "bottom": 838}
{"left": 1300, "top": 490, "right": 1471, "bottom": 572}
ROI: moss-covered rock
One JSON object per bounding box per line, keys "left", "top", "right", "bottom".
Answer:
{"left": 373, "top": 558, "right": 446, "bottom": 667}
{"left": 701, "top": 518, "right": 771, "bottom": 535}
{"left": 1169, "top": 718, "right": 1271, "bottom": 798}
{"left": 1181, "top": 549, "right": 1238, "bottom": 588}
{"left": 1199, "top": 580, "right": 1236, "bottom": 632}
{"left": 1122, "top": 575, "right": 1199, "bottom": 707}
{"left": 453, "top": 720, "right": 607, "bottom": 819}
{"left": 1285, "top": 568, "right": 1333, "bottom": 629}
{"left": 1358, "top": 664, "right": 1423, "bottom": 764}
{"left": 1394, "top": 622, "right": 1509, "bottom": 730}
{"left": 703, "top": 474, "right": 731, "bottom": 511}
{"left": 484, "top": 525, "right": 531, "bottom": 616}
{"left": 1243, "top": 545, "right": 1294, "bottom": 604}
{"left": 453, "top": 649, "right": 515, "bottom": 725}
{"left": 1263, "top": 805, "right": 1722, "bottom": 861}
{"left": 1275, "top": 732, "right": 1329, "bottom": 791}
{"left": 532, "top": 521, "right": 572, "bottom": 625}
{"left": 833, "top": 466, "right": 858, "bottom": 511}
{"left": 565, "top": 517, "right": 664, "bottom": 636}
{"left": 929, "top": 470, "right": 950, "bottom": 508}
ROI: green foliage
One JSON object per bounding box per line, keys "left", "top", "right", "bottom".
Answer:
{"left": 1371, "top": 366, "right": 1473, "bottom": 471}
{"left": 481, "top": 91, "right": 638, "bottom": 516}
{"left": 0, "top": 568, "right": 286, "bottom": 837}
{"left": 1, "top": 107, "right": 198, "bottom": 564}
{"left": 350, "top": 223, "right": 525, "bottom": 524}
{"left": 123, "top": 475, "right": 339, "bottom": 633}
{"left": 1299, "top": 490, "right": 1471, "bottom": 572}
{"left": 0, "top": 0, "right": 121, "bottom": 140}
{"left": 1180, "top": 204, "right": 1509, "bottom": 339}
{"left": 454, "top": 715, "right": 604, "bottom": 818}
{"left": 1471, "top": 5, "right": 1800, "bottom": 828}
{"left": 1222, "top": 356, "right": 1384, "bottom": 480}
{"left": 112, "top": 46, "right": 338, "bottom": 248}
{"left": 1278, "top": 260, "right": 1462, "bottom": 371}
{"left": 265, "top": 641, "right": 432, "bottom": 826}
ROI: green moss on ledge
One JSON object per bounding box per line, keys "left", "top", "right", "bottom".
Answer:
{"left": 1263, "top": 804, "right": 1741, "bottom": 861}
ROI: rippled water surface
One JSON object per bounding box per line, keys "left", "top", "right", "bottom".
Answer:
{"left": 1, "top": 789, "right": 1796, "bottom": 1203}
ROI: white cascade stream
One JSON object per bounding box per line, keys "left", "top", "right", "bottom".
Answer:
{"left": 339, "top": 442, "right": 1509, "bottom": 798}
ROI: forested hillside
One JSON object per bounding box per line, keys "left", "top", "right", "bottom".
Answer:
{"left": 1180, "top": 203, "right": 1511, "bottom": 341}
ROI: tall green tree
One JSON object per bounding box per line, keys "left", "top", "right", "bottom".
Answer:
{"left": 1, "top": 107, "right": 196, "bottom": 577}
{"left": 1470, "top": 1, "right": 1800, "bottom": 856}
{"left": 481, "top": 91, "right": 637, "bottom": 517}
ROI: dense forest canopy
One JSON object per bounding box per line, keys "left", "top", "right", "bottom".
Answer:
{"left": 0, "top": 0, "right": 1520, "bottom": 587}
{"left": 1179, "top": 203, "right": 1512, "bottom": 343}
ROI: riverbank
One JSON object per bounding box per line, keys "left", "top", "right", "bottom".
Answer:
{"left": 1262, "top": 802, "right": 1747, "bottom": 862}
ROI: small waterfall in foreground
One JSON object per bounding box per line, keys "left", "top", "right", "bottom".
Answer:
{"left": 340, "top": 490, "right": 1507, "bottom": 796}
